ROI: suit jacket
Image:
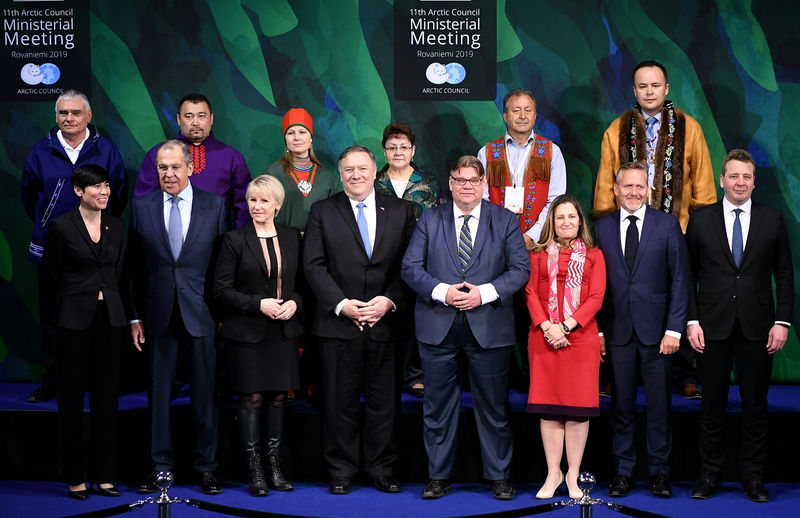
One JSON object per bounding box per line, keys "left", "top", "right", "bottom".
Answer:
{"left": 594, "top": 207, "right": 690, "bottom": 346}
{"left": 401, "top": 200, "right": 530, "bottom": 349}
{"left": 686, "top": 201, "right": 794, "bottom": 341}
{"left": 128, "top": 187, "right": 228, "bottom": 337}
{"left": 303, "top": 190, "right": 416, "bottom": 341}
{"left": 214, "top": 221, "right": 304, "bottom": 342}
{"left": 41, "top": 208, "right": 127, "bottom": 330}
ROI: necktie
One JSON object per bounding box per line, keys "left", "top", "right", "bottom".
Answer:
{"left": 168, "top": 196, "right": 183, "bottom": 259}
{"left": 732, "top": 208, "right": 743, "bottom": 268}
{"left": 357, "top": 202, "right": 371, "bottom": 258}
{"left": 624, "top": 215, "right": 638, "bottom": 272}
{"left": 646, "top": 116, "right": 658, "bottom": 164}
{"left": 458, "top": 214, "right": 473, "bottom": 272}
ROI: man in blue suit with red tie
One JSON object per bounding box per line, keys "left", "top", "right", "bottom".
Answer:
{"left": 401, "top": 155, "right": 529, "bottom": 501}
{"left": 593, "top": 161, "right": 689, "bottom": 499}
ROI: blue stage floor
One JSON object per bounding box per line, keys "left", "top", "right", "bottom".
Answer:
{"left": 3, "top": 382, "right": 800, "bottom": 414}
{"left": 2, "top": 479, "right": 799, "bottom": 518}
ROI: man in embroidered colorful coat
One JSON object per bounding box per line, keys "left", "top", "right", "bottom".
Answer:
{"left": 21, "top": 89, "right": 128, "bottom": 403}
{"left": 135, "top": 93, "right": 252, "bottom": 228}
{"left": 592, "top": 60, "right": 717, "bottom": 402}
{"left": 591, "top": 60, "right": 716, "bottom": 232}
{"left": 477, "top": 88, "right": 567, "bottom": 249}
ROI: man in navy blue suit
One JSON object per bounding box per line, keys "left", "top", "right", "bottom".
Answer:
{"left": 128, "top": 140, "right": 228, "bottom": 495}
{"left": 593, "top": 161, "right": 689, "bottom": 498}
{"left": 401, "top": 155, "right": 529, "bottom": 500}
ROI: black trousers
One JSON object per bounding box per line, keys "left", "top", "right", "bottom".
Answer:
{"left": 148, "top": 301, "right": 218, "bottom": 473}
{"left": 320, "top": 334, "right": 397, "bottom": 479}
{"left": 56, "top": 301, "right": 122, "bottom": 485}
{"left": 699, "top": 320, "right": 773, "bottom": 481}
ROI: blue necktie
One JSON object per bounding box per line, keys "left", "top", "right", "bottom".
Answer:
{"left": 624, "top": 215, "right": 638, "bottom": 272}
{"left": 458, "top": 214, "right": 473, "bottom": 272}
{"left": 357, "top": 202, "right": 371, "bottom": 258}
{"left": 732, "top": 208, "right": 743, "bottom": 268}
{"left": 168, "top": 196, "right": 183, "bottom": 259}
{"left": 646, "top": 116, "right": 658, "bottom": 164}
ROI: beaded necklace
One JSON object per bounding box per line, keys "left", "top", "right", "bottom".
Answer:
{"left": 291, "top": 158, "right": 316, "bottom": 196}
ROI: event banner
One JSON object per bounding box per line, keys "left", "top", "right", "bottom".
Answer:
{"left": 394, "top": 0, "right": 496, "bottom": 101}
{"left": 1, "top": 0, "right": 89, "bottom": 101}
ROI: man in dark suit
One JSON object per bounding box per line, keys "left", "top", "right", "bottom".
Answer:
{"left": 303, "top": 145, "right": 416, "bottom": 495}
{"left": 401, "top": 155, "right": 529, "bottom": 500}
{"left": 686, "top": 149, "right": 794, "bottom": 503}
{"left": 593, "top": 161, "right": 689, "bottom": 498}
{"left": 128, "top": 139, "right": 227, "bottom": 494}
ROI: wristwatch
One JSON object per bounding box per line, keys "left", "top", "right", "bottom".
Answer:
{"left": 561, "top": 322, "right": 571, "bottom": 334}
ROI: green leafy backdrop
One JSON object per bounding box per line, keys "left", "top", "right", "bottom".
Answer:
{"left": 1, "top": 0, "right": 798, "bottom": 381}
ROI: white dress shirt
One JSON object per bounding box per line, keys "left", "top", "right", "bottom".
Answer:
{"left": 162, "top": 183, "right": 193, "bottom": 242}
{"left": 616, "top": 204, "right": 681, "bottom": 339}
{"left": 57, "top": 128, "right": 90, "bottom": 164}
{"left": 722, "top": 197, "right": 751, "bottom": 251}
{"left": 477, "top": 130, "right": 567, "bottom": 241}
{"left": 335, "top": 190, "right": 388, "bottom": 315}
{"left": 430, "top": 202, "right": 499, "bottom": 306}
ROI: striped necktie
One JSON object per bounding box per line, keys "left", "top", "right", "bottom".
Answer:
{"left": 458, "top": 214, "right": 473, "bottom": 272}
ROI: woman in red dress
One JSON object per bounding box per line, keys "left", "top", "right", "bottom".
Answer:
{"left": 526, "top": 194, "right": 606, "bottom": 500}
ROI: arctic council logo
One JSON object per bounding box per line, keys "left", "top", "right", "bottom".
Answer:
{"left": 425, "top": 62, "right": 466, "bottom": 85}
{"left": 20, "top": 63, "right": 62, "bottom": 86}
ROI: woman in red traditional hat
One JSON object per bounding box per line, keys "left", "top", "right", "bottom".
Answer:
{"left": 265, "top": 108, "right": 341, "bottom": 234}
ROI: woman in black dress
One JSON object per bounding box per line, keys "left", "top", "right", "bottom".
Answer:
{"left": 41, "top": 164, "right": 126, "bottom": 500}
{"left": 214, "top": 174, "right": 303, "bottom": 496}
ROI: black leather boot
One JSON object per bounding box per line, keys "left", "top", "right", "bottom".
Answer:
{"left": 265, "top": 405, "right": 293, "bottom": 491}
{"left": 237, "top": 408, "right": 268, "bottom": 496}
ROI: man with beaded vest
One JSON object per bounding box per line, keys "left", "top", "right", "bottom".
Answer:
{"left": 591, "top": 60, "right": 716, "bottom": 232}
{"left": 136, "top": 93, "right": 252, "bottom": 229}
{"left": 477, "top": 88, "right": 567, "bottom": 249}
{"left": 591, "top": 60, "right": 717, "bottom": 401}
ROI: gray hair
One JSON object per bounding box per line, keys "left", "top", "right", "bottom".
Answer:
{"left": 157, "top": 139, "right": 192, "bottom": 166}
{"left": 337, "top": 145, "right": 377, "bottom": 172}
{"left": 55, "top": 89, "right": 91, "bottom": 113}
{"left": 615, "top": 161, "right": 647, "bottom": 184}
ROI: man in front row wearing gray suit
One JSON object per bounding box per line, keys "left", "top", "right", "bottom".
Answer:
{"left": 401, "top": 155, "right": 529, "bottom": 500}
{"left": 128, "top": 139, "right": 228, "bottom": 495}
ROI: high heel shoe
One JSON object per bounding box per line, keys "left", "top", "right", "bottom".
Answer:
{"left": 535, "top": 472, "right": 564, "bottom": 499}
{"left": 92, "top": 483, "right": 121, "bottom": 497}
{"left": 566, "top": 478, "right": 583, "bottom": 499}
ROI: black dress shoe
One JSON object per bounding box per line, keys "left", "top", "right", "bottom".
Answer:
{"left": 608, "top": 474, "right": 635, "bottom": 497}
{"left": 422, "top": 479, "right": 452, "bottom": 499}
{"left": 408, "top": 383, "right": 425, "bottom": 399}
{"left": 91, "top": 484, "right": 121, "bottom": 497}
{"left": 329, "top": 477, "right": 353, "bottom": 495}
{"left": 137, "top": 472, "right": 161, "bottom": 494}
{"left": 201, "top": 472, "right": 223, "bottom": 495}
{"left": 648, "top": 473, "right": 672, "bottom": 498}
{"left": 373, "top": 475, "right": 401, "bottom": 493}
{"left": 744, "top": 480, "right": 769, "bottom": 502}
{"left": 67, "top": 488, "right": 88, "bottom": 500}
{"left": 27, "top": 383, "right": 56, "bottom": 403}
{"left": 490, "top": 479, "right": 515, "bottom": 500}
{"left": 691, "top": 477, "right": 719, "bottom": 499}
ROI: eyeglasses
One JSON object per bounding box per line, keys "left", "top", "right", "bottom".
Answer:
{"left": 384, "top": 145, "right": 413, "bottom": 153}
{"left": 157, "top": 164, "right": 186, "bottom": 174}
{"left": 450, "top": 176, "right": 484, "bottom": 186}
